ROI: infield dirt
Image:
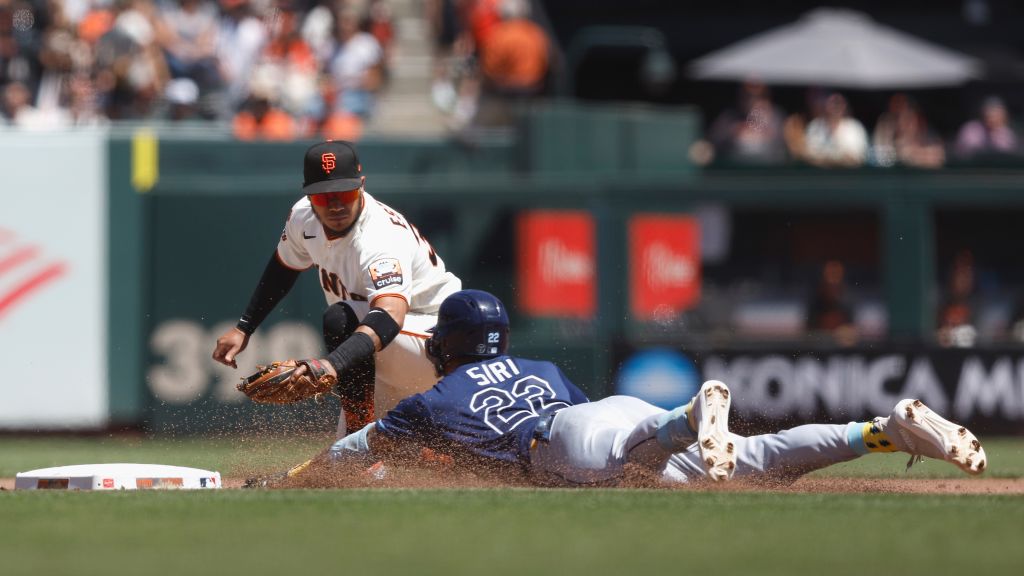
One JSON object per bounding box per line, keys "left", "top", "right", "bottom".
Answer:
{"left": 5, "top": 474, "right": 1022, "bottom": 494}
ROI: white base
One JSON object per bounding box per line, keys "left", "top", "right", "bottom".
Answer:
{"left": 15, "top": 463, "right": 222, "bottom": 490}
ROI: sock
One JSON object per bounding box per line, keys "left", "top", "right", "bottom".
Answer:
{"left": 655, "top": 399, "right": 697, "bottom": 452}
{"left": 685, "top": 398, "right": 697, "bottom": 435}
{"left": 847, "top": 418, "right": 900, "bottom": 455}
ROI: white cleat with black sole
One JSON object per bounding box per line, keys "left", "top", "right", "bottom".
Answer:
{"left": 693, "top": 380, "right": 736, "bottom": 481}
{"left": 889, "top": 399, "right": 987, "bottom": 475}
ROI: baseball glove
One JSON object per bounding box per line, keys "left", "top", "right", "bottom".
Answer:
{"left": 237, "top": 359, "right": 337, "bottom": 404}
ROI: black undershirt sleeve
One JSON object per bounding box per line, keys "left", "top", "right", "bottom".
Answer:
{"left": 236, "top": 252, "right": 301, "bottom": 335}
{"left": 326, "top": 332, "right": 377, "bottom": 376}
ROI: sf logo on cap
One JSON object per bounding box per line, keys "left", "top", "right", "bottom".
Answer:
{"left": 321, "top": 153, "right": 336, "bottom": 174}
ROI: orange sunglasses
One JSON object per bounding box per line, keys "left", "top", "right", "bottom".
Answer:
{"left": 309, "top": 188, "right": 360, "bottom": 206}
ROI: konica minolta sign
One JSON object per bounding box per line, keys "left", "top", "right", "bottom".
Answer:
{"left": 615, "top": 347, "right": 1024, "bottom": 435}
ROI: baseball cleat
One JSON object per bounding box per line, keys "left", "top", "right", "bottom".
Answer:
{"left": 887, "top": 399, "right": 987, "bottom": 475}
{"left": 693, "top": 380, "right": 736, "bottom": 481}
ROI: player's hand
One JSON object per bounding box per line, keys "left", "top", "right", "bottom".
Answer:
{"left": 287, "top": 359, "right": 337, "bottom": 385}
{"left": 212, "top": 327, "right": 250, "bottom": 368}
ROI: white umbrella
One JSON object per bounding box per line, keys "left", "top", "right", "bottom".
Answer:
{"left": 690, "top": 8, "right": 980, "bottom": 89}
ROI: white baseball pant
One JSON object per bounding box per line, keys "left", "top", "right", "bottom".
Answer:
{"left": 529, "top": 395, "right": 860, "bottom": 485}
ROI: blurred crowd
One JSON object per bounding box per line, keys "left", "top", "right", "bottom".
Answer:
{"left": 1, "top": 1, "right": 1015, "bottom": 158}
{"left": 799, "top": 248, "right": 1024, "bottom": 349}
{"left": 426, "top": 0, "right": 548, "bottom": 130}
{"left": 0, "top": 0, "right": 396, "bottom": 139}
{"left": 0, "top": 0, "right": 551, "bottom": 137}
{"left": 697, "top": 80, "right": 1021, "bottom": 169}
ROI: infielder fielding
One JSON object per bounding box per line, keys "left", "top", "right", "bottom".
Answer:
{"left": 244, "top": 290, "right": 987, "bottom": 487}
{"left": 213, "top": 140, "right": 462, "bottom": 437}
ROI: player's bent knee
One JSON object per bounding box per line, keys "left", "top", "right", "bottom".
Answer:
{"left": 323, "top": 302, "right": 360, "bottom": 346}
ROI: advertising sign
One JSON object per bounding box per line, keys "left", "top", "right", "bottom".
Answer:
{"left": 629, "top": 214, "right": 700, "bottom": 320}
{"left": 615, "top": 346, "right": 1024, "bottom": 435}
{"left": 517, "top": 211, "right": 596, "bottom": 318}
{"left": 0, "top": 131, "right": 107, "bottom": 428}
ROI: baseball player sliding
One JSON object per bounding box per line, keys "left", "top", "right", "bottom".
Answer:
{"left": 248, "top": 290, "right": 987, "bottom": 487}
{"left": 213, "top": 140, "right": 462, "bottom": 437}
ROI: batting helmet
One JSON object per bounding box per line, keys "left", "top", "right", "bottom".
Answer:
{"left": 425, "top": 289, "right": 510, "bottom": 374}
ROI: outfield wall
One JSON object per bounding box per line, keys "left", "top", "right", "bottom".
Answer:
{"left": 3, "top": 103, "right": 1024, "bottom": 434}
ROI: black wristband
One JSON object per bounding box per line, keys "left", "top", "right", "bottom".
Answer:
{"left": 236, "top": 318, "right": 256, "bottom": 335}
{"left": 326, "top": 332, "right": 376, "bottom": 376}
{"left": 360, "top": 307, "right": 401, "bottom": 349}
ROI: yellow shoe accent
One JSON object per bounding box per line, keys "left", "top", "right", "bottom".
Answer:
{"left": 285, "top": 458, "right": 314, "bottom": 478}
{"left": 862, "top": 421, "right": 899, "bottom": 453}
{"left": 685, "top": 399, "right": 697, "bottom": 435}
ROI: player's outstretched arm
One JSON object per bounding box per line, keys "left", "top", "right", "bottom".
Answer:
{"left": 211, "top": 251, "right": 301, "bottom": 368}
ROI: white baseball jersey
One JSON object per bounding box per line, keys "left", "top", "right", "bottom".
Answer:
{"left": 276, "top": 191, "right": 462, "bottom": 435}
{"left": 276, "top": 191, "right": 461, "bottom": 319}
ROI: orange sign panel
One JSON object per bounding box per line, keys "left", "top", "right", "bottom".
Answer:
{"left": 517, "top": 211, "right": 596, "bottom": 318}
{"left": 630, "top": 215, "right": 701, "bottom": 320}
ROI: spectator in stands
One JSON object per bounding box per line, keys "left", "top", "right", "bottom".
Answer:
{"left": 782, "top": 88, "right": 823, "bottom": 165}
{"left": 315, "top": 52, "right": 363, "bottom": 141}
{"left": 1, "top": 80, "right": 43, "bottom": 126}
{"left": 426, "top": 0, "right": 469, "bottom": 114}
{"left": 467, "top": 0, "right": 501, "bottom": 50}
{"left": 232, "top": 88, "right": 298, "bottom": 140}
{"left": 156, "top": 0, "right": 223, "bottom": 93}
{"left": 479, "top": 0, "right": 547, "bottom": 94}
{"left": 300, "top": 0, "right": 333, "bottom": 59}
{"left": 75, "top": 1, "right": 115, "bottom": 45}
{"left": 365, "top": 0, "right": 395, "bottom": 71}
{"left": 937, "top": 249, "right": 978, "bottom": 348}
{"left": 65, "top": 71, "right": 107, "bottom": 125}
{"left": 1, "top": 0, "right": 42, "bottom": 90}
{"left": 162, "top": 76, "right": 201, "bottom": 121}
{"left": 804, "top": 259, "right": 858, "bottom": 346}
{"left": 321, "top": 105, "right": 363, "bottom": 140}
{"left": 34, "top": 0, "right": 79, "bottom": 122}
{"left": 249, "top": 2, "right": 318, "bottom": 121}
{"left": 326, "top": 5, "right": 384, "bottom": 119}
{"left": 872, "top": 93, "right": 945, "bottom": 169}
{"left": 472, "top": 0, "right": 548, "bottom": 127}
{"left": 707, "top": 79, "right": 787, "bottom": 165}
{"left": 216, "top": 0, "right": 267, "bottom": 114}
{"left": 954, "top": 96, "right": 1019, "bottom": 159}
{"left": 93, "top": 0, "right": 168, "bottom": 119}
{"left": 795, "top": 91, "right": 868, "bottom": 168}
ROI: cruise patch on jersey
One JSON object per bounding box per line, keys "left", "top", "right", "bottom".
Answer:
{"left": 369, "top": 258, "right": 404, "bottom": 289}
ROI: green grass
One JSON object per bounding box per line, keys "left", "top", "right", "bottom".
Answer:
{"left": 809, "top": 437, "right": 1024, "bottom": 478}
{"left": 2, "top": 437, "right": 1023, "bottom": 576}
{"left": 2, "top": 489, "right": 1022, "bottom": 576}
{"left": 0, "top": 435, "right": 328, "bottom": 477}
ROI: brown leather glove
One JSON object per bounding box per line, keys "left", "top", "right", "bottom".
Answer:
{"left": 237, "top": 359, "right": 337, "bottom": 404}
